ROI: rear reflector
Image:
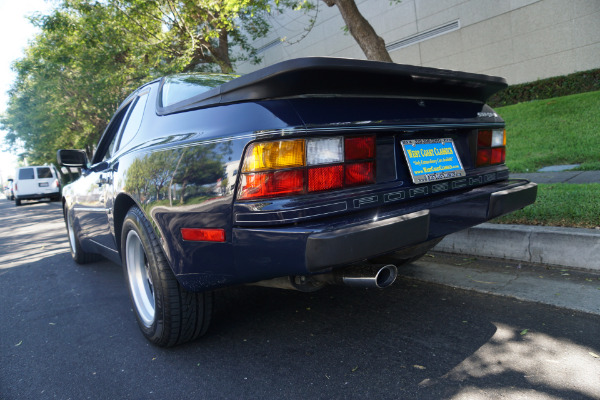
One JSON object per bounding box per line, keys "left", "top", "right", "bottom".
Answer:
{"left": 181, "top": 228, "right": 226, "bottom": 242}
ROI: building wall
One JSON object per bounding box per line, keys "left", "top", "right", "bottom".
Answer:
{"left": 236, "top": 0, "right": 600, "bottom": 85}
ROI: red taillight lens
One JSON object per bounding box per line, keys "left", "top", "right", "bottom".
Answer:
{"left": 308, "top": 165, "right": 343, "bottom": 192}
{"left": 181, "top": 228, "right": 226, "bottom": 242}
{"left": 476, "top": 149, "right": 491, "bottom": 166}
{"left": 239, "top": 169, "right": 304, "bottom": 200}
{"left": 477, "top": 130, "right": 492, "bottom": 147}
{"left": 491, "top": 148, "right": 505, "bottom": 164}
{"left": 239, "top": 135, "right": 376, "bottom": 200}
{"left": 345, "top": 136, "right": 375, "bottom": 160}
{"left": 476, "top": 129, "right": 506, "bottom": 167}
{"left": 345, "top": 162, "right": 375, "bottom": 186}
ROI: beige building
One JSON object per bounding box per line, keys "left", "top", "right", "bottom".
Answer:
{"left": 236, "top": 0, "right": 600, "bottom": 85}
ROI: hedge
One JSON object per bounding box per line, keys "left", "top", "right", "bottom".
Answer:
{"left": 488, "top": 68, "right": 600, "bottom": 107}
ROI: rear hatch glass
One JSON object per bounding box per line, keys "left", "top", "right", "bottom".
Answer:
{"left": 18, "top": 168, "right": 35, "bottom": 180}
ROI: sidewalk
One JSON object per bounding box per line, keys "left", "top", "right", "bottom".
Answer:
{"left": 400, "top": 252, "right": 600, "bottom": 316}
{"left": 510, "top": 170, "right": 600, "bottom": 184}
{"left": 433, "top": 170, "right": 600, "bottom": 271}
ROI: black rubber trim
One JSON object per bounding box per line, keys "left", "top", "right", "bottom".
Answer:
{"left": 488, "top": 181, "right": 538, "bottom": 219}
{"left": 305, "top": 210, "right": 430, "bottom": 271}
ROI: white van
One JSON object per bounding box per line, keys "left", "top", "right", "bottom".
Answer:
{"left": 13, "top": 166, "right": 61, "bottom": 206}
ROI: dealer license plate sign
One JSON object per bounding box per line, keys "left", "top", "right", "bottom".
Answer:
{"left": 401, "top": 138, "right": 466, "bottom": 184}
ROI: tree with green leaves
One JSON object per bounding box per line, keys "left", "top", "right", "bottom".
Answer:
{"left": 106, "top": 0, "right": 279, "bottom": 73}
{"left": 2, "top": 2, "right": 155, "bottom": 164}
{"left": 1, "top": 0, "right": 281, "bottom": 165}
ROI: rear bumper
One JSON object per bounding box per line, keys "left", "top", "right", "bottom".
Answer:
{"left": 176, "top": 179, "right": 536, "bottom": 291}
{"left": 305, "top": 181, "right": 536, "bottom": 270}
{"left": 232, "top": 179, "right": 536, "bottom": 273}
{"left": 16, "top": 191, "right": 60, "bottom": 201}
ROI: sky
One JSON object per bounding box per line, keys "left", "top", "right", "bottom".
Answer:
{"left": 0, "top": 0, "right": 54, "bottom": 183}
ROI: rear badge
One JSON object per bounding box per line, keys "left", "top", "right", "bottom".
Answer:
{"left": 401, "top": 138, "right": 466, "bottom": 184}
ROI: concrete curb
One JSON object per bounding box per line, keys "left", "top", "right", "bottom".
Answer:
{"left": 433, "top": 223, "right": 600, "bottom": 271}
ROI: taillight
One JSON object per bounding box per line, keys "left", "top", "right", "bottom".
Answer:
{"left": 239, "top": 135, "right": 376, "bottom": 200}
{"left": 476, "top": 129, "right": 506, "bottom": 167}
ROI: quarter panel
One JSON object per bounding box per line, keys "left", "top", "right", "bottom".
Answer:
{"left": 111, "top": 99, "right": 306, "bottom": 284}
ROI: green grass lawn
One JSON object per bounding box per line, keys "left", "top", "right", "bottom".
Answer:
{"left": 497, "top": 90, "right": 600, "bottom": 173}
{"left": 491, "top": 91, "right": 600, "bottom": 228}
{"left": 493, "top": 184, "right": 600, "bottom": 229}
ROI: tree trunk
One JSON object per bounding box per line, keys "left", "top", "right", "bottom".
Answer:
{"left": 322, "top": 0, "right": 393, "bottom": 63}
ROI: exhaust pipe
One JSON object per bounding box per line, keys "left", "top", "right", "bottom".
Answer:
{"left": 339, "top": 264, "right": 398, "bottom": 288}
{"left": 250, "top": 264, "right": 398, "bottom": 292}
{"left": 314, "top": 264, "right": 398, "bottom": 289}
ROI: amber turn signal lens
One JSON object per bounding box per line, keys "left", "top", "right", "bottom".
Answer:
{"left": 242, "top": 140, "right": 305, "bottom": 172}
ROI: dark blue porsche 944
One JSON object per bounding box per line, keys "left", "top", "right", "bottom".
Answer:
{"left": 58, "top": 58, "right": 537, "bottom": 346}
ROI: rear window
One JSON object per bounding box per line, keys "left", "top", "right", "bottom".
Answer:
{"left": 18, "top": 168, "right": 35, "bottom": 180}
{"left": 161, "top": 74, "right": 237, "bottom": 107}
{"left": 37, "top": 167, "right": 53, "bottom": 179}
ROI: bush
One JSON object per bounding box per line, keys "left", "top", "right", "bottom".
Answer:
{"left": 488, "top": 69, "right": 600, "bottom": 107}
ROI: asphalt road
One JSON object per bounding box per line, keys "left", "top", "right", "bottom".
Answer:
{"left": 1, "top": 198, "right": 599, "bottom": 399}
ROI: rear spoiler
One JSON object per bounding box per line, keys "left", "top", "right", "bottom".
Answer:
{"left": 159, "top": 57, "right": 507, "bottom": 115}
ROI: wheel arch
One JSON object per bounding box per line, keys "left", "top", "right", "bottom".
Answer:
{"left": 113, "top": 193, "right": 138, "bottom": 256}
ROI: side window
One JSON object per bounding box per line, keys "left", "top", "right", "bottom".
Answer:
{"left": 116, "top": 92, "right": 149, "bottom": 153}
{"left": 101, "top": 106, "right": 131, "bottom": 163}
{"left": 18, "top": 168, "right": 35, "bottom": 180}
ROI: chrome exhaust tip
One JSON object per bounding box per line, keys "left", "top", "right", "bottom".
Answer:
{"left": 340, "top": 264, "right": 398, "bottom": 289}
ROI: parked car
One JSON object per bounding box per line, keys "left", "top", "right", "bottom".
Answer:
{"left": 58, "top": 58, "right": 537, "bottom": 347}
{"left": 4, "top": 179, "right": 14, "bottom": 200}
{"left": 13, "top": 165, "right": 61, "bottom": 206}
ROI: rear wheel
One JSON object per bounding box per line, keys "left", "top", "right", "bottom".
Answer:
{"left": 64, "top": 206, "right": 100, "bottom": 264}
{"left": 15, "top": 198, "right": 21, "bottom": 206}
{"left": 121, "top": 206, "right": 213, "bottom": 347}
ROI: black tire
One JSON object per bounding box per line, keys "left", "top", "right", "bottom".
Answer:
{"left": 15, "top": 198, "right": 21, "bottom": 206}
{"left": 121, "top": 206, "right": 213, "bottom": 347}
{"left": 64, "top": 206, "right": 100, "bottom": 264}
